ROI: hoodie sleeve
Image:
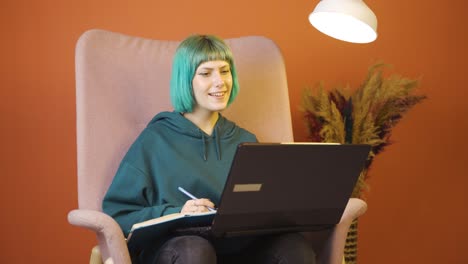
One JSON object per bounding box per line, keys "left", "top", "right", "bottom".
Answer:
{"left": 102, "top": 130, "right": 182, "bottom": 237}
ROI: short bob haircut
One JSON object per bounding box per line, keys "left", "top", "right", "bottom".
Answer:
{"left": 170, "top": 34, "right": 240, "bottom": 113}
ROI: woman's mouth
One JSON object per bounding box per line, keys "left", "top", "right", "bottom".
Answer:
{"left": 209, "top": 91, "right": 226, "bottom": 98}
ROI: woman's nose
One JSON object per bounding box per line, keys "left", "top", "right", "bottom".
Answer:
{"left": 213, "top": 72, "right": 224, "bottom": 86}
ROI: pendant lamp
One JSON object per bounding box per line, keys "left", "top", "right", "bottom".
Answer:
{"left": 309, "top": 0, "right": 378, "bottom": 43}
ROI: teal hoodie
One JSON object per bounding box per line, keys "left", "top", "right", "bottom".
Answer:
{"left": 102, "top": 111, "right": 257, "bottom": 236}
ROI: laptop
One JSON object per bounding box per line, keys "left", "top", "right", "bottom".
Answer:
{"left": 209, "top": 142, "right": 371, "bottom": 238}
{"left": 128, "top": 142, "right": 371, "bottom": 251}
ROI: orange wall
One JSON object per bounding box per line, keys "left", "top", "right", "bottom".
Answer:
{"left": 1, "top": 0, "right": 467, "bottom": 263}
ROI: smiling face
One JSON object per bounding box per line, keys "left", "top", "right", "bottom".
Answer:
{"left": 191, "top": 60, "right": 233, "bottom": 115}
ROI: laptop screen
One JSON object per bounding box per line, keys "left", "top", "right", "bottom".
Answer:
{"left": 211, "top": 142, "right": 370, "bottom": 237}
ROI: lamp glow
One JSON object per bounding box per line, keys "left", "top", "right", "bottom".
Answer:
{"left": 309, "top": 0, "right": 378, "bottom": 43}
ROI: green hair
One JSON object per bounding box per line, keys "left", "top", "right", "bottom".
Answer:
{"left": 170, "top": 34, "right": 239, "bottom": 113}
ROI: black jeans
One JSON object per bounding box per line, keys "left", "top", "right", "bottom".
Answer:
{"left": 138, "top": 233, "right": 316, "bottom": 264}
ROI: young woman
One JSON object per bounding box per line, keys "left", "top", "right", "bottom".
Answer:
{"left": 103, "top": 34, "right": 316, "bottom": 264}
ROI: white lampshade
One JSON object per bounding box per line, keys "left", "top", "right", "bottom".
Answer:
{"left": 309, "top": 0, "right": 378, "bottom": 43}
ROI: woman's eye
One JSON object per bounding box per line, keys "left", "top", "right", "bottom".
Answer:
{"left": 221, "top": 70, "right": 230, "bottom": 74}
{"left": 199, "top": 72, "right": 210, "bottom": 76}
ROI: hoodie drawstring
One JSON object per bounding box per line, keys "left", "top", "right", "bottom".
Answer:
{"left": 214, "top": 127, "right": 221, "bottom": 160}
{"left": 201, "top": 133, "right": 207, "bottom": 161}
{"left": 200, "top": 127, "right": 221, "bottom": 161}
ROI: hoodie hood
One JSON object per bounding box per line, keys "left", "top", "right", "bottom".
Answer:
{"left": 147, "top": 111, "right": 238, "bottom": 160}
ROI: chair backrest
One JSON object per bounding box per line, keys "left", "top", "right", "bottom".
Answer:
{"left": 75, "top": 29, "right": 294, "bottom": 211}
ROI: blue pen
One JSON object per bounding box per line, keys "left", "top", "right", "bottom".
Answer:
{"left": 178, "top": 186, "right": 216, "bottom": 212}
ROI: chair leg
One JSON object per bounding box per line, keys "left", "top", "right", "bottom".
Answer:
{"left": 90, "top": 245, "right": 104, "bottom": 264}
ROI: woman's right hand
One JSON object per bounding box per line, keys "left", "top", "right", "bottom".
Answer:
{"left": 181, "top": 198, "right": 215, "bottom": 213}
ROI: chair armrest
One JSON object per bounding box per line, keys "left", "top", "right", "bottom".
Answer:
{"left": 339, "top": 198, "right": 367, "bottom": 225}
{"left": 317, "top": 198, "right": 368, "bottom": 264}
{"left": 68, "top": 209, "right": 132, "bottom": 264}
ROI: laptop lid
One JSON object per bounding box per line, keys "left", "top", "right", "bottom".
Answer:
{"left": 211, "top": 142, "right": 370, "bottom": 237}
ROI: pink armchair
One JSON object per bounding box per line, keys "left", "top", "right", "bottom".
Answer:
{"left": 68, "top": 29, "right": 367, "bottom": 264}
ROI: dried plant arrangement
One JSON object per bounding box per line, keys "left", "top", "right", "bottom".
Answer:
{"left": 301, "top": 63, "right": 426, "bottom": 263}
{"left": 301, "top": 63, "right": 426, "bottom": 198}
